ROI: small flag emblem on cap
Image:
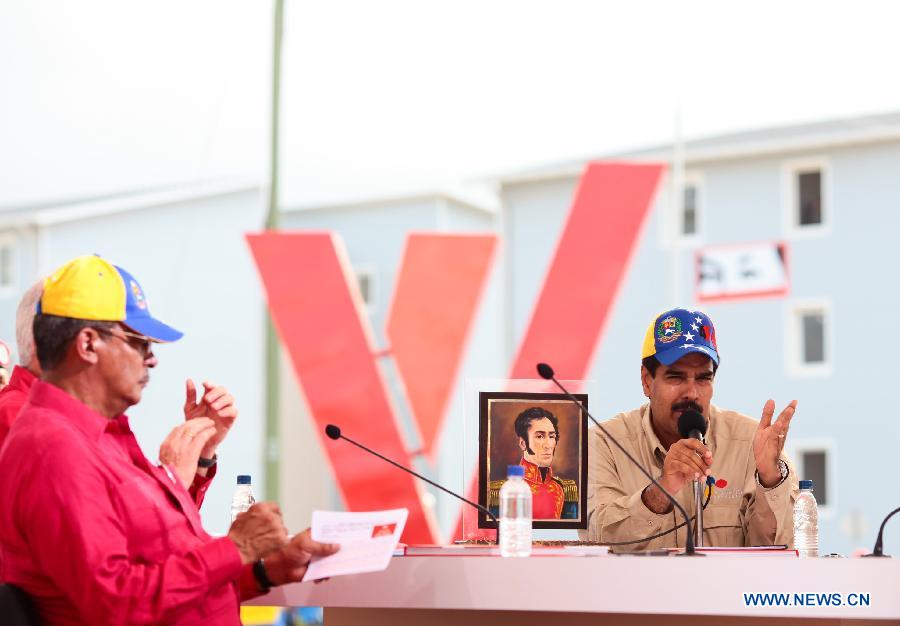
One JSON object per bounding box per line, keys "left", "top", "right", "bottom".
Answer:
{"left": 656, "top": 315, "right": 683, "bottom": 344}
{"left": 130, "top": 280, "right": 147, "bottom": 310}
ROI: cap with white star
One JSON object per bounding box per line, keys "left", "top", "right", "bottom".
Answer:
{"left": 640, "top": 307, "right": 720, "bottom": 366}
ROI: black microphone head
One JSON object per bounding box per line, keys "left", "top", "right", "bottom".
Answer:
{"left": 325, "top": 424, "right": 341, "bottom": 440}
{"left": 536, "top": 363, "right": 554, "bottom": 380}
{"left": 677, "top": 410, "right": 707, "bottom": 439}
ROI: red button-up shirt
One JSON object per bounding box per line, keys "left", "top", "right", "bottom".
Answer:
{"left": 0, "top": 381, "right": 260, "bottom": 625}
{"left": 0, "top": 364, "right": 215, "bottom": 508}
{"left": 0, "top": 365, "right": 37, "bottom": 450}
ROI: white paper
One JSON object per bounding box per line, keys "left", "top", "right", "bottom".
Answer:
{"left": 303, "top": 508, "right": 408, "bottom": 581}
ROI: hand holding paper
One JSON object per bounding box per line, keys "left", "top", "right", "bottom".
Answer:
{"left": 263, "top": 529, "right": 340, "bottom": 585}
{"left": 303, "top": 509, "right": 408, "bottom": 581}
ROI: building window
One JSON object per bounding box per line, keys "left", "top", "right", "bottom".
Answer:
{"left": 355, "top": 267, "right": 375, "bottom": 309}
{"left": 790, "top": 440, "right": 835, "bottom": 517}
{"left": 784, "top": 158, "right": 829, "bottom": 236}
{"left": 670, "top": 172, "right": 703, "bottom": 246}
{"left": 787, "top": 300, "right": 832, "bottom": 377}
{"left": 682, "top": 183, "right": 698, "bottom": 236}
{"left": 0, "top": 237, "right": 16, "bottom": 293}
{"left": 0, "top": 245, "right": 12, "bottom": 288}
{"left": 797, "top": 170, "right": 822, "bottom": 226}
{"left": 801, "top": 310, "right": 825, "bottom": 364}
{"left": 800, "top": 450, "right": 828, "bottom": 506}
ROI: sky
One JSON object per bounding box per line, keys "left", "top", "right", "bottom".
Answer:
{"left": 3, "top": 0, "right": 900, "bottom": 210}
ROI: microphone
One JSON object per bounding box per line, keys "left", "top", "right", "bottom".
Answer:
{"left": 677, "top": 409, "right": 709, "bottom": 547}
{"left": 677, "top": 410, "right": 707, "bottom": 442}
{"left": 324, "top": 424, "right": 500, "bottom": 531}
{"left": 537, "top": 362, "right": 702, "bottom": 556}
{"left": 863, "top": 506, "right": 900, "bottom": 557}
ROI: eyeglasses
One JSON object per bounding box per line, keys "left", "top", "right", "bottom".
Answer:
{"left": 99, "top": 327, "right": 155, "bottom": 358}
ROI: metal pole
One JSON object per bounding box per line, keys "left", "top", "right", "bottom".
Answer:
{"left": 669, "top": 103, "right": 684, "bottom": 306}
{"left": 264, "top": 0, "right": 284, "bottom": 501}
{"left": 694, "top": 479, "right": 704, "bottom": 547}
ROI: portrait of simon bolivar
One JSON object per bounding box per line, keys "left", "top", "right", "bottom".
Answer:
{"left": 478, "top": 392, "right": 588, "bottom": 530}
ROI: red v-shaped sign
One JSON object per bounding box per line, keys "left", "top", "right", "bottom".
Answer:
{"left": 247, "top": 232, "right": 496, "bottom": 543}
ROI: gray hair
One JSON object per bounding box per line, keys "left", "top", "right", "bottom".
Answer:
{"left": 16, "top": 280, "right": 43, "bottom": 368}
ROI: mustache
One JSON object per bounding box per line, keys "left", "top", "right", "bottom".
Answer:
{"left": 672, "top": 400, "right": 703, "bottom": 414}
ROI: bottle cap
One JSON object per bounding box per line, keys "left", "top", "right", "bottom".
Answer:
{"left": 799, "top": 479, "right": 814, "bottom": 490}
{"left": 237, "top": 475, "right": 252, "bottom": 485}
{"left": 507, "top": 465, "right": 524, "bottom": 478}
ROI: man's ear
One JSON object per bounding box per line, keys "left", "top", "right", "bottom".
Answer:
{"left": 517, "top": 436, "right": 526, "bottom": 453}
{"left": 640, "top": 365, "right": 652, "bottom": 398}
{"left": 73, "top": 327, "right": 102, "bottom": 365}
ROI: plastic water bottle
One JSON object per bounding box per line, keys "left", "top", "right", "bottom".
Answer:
{"left": 230, "top": 475, "right": 255, "bottom": 523}
{"left": 793, "top": 479, "right": 819, "bottom": 558}
{"left": 499, "top": 465, "right": 532, "bottom": 557}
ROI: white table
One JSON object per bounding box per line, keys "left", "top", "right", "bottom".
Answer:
{"left": 246, "top": 555, "right": 900, "bottom": 625}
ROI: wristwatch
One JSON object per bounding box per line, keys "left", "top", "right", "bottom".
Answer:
{"left": 198, "top": 454, "right": 217, "bottom": 469}
{"left": 253, "top": 558, "right": 275, "bottom": 592}
{"left": 756, "top": 458, "right": 789, "bottom": 489}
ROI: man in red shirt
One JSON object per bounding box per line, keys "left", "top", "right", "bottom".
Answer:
{"left": 0, "top": 256, "right": 337, "bottom": 625}
{"left": 0, "top": 280, "right": 43, "bottom": 449}
{"left": 0, "top": 279, "right": 230, "bottom": 508}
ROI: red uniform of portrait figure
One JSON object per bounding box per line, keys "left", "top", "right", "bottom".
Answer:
{"left": 520, "top": 458, "right": 565, "bottom": 519}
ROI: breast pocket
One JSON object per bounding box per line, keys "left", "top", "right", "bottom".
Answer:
{"left": 704, "top": 505, "right": 742, "bottom": 529}
{"left": 701, "top": 504, "right": 745, "bottom": 547}
{"left": 114, "top": 476, "right": 184, "bottom": 561}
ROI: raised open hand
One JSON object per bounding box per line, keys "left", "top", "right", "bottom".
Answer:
{"left": 753, "top": 399, "right": 797, "bottom": 487}
{"left": 184, "top": 379, "right": 237, "bottom": 458}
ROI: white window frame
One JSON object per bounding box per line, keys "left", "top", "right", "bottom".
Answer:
{"left": 786, "top": 438, "right": 837, "bottom": 519}
{"left": 676, "top": 171, "right": 704, "bottom": 247}
{"left": 354, "top": 266, "right": 377, "bottom": 313}
{"left": 657, "top": 170, "right": 705, "bottom": 249}
{"left": 785, "top": 298, "right": 833, "bottom": 378}
{"left": 782, "top": 157, "right": 831, "bottom": 238}
{"left": 0, "top": 233, "right": 18, "bottom": 297}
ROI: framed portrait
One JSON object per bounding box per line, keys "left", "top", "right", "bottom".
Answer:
{"left": 477, "top": 391, "right": 588, "bottom": 529}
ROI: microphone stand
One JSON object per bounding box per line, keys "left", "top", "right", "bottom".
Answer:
{"left": 680, "top": 417, "right": 708, "bottom": 549}
{"left": 863, "top": 506, "right": 900, "bottom": 557}
{"left": 694, "top": 479, "right": 704, "bottom": 547}
{"left": 537, "top": 363, "right": 702, "bottom": 556}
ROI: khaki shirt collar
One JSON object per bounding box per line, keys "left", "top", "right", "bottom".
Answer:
{"left": 639, "top": 404, "right": 667, "bottom": 465}
{"left": 706, "top": 405, "right": 719, "bottom": 456}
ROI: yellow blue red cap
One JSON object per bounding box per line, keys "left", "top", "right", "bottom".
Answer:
{"left": 39, "top": 255, "right": 183, "bottom": 342}
{"left": 641, "top": 307, "right": 719, "bottom": 366}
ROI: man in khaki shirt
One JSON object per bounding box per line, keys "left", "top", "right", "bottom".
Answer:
{"left": 581, "top": 308, "right": 798, "bottom": 550}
